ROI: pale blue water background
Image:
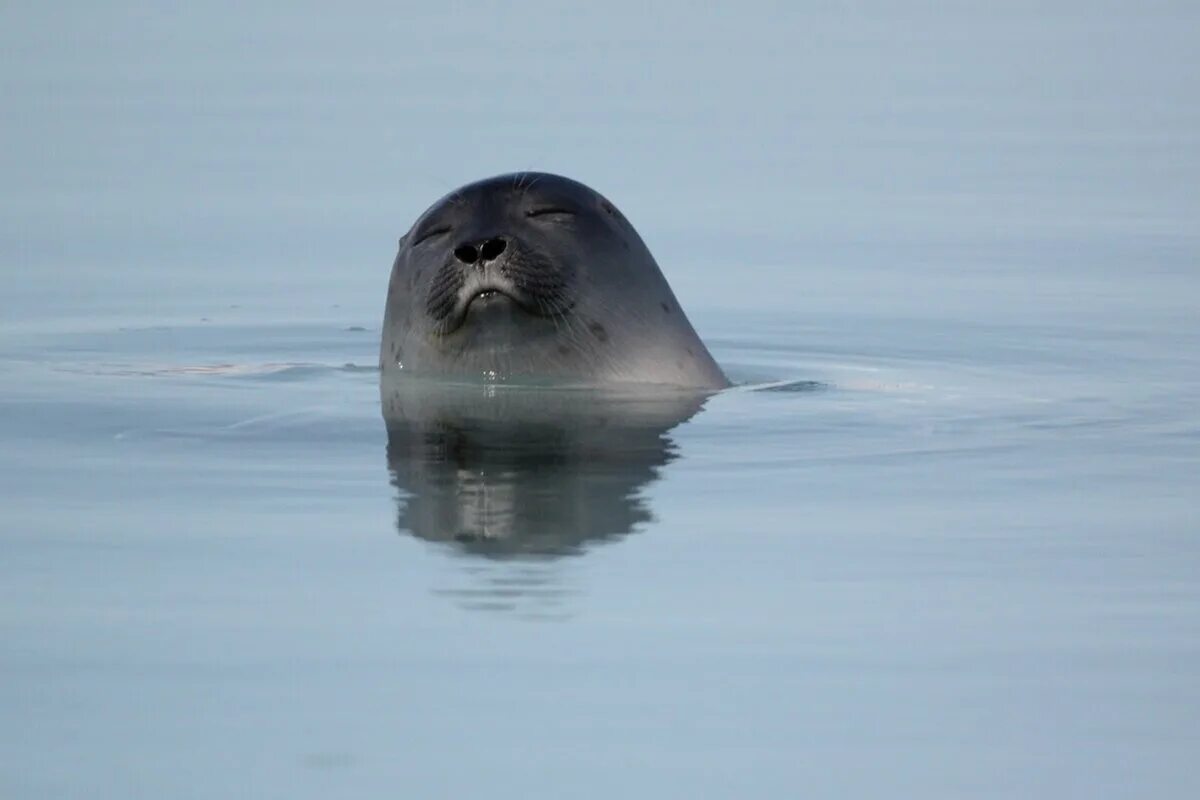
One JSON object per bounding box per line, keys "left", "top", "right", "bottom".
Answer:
{"left": 3, "top": 2, "right": 1199, "bottom": 797}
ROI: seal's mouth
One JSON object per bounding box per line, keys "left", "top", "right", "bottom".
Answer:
{"left": 461, "top": 280, "right": 530, "bottom": 316}
{"left": 433, "top": 279, "right": 550, "bottom": 335}
{"left": 465, "top": 287, "right": 511, "bottom": 308}
{"left": 425, "top": 248, "right": 575, "bottom": 337}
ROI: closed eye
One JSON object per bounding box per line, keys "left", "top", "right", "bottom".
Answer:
{"left": 412, "top": 225, "right": 451, "bottom": 246}
{"left": 526, "top": 207, "right": 575, "bottom": 219}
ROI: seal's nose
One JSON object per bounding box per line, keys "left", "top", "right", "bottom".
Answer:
{"left": 453, "top": 237, "right": 507, "bottom": 266}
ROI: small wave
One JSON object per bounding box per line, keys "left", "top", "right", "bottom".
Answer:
{"left": 79, "top": 361, "right": 380, "bottom": 381}
{"left": 749, "top": 379, "right": 828, "bottom": 394}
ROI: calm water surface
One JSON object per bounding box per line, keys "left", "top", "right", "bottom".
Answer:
{"left": 2, "top": 3, "right": 1198, "bottom": 798}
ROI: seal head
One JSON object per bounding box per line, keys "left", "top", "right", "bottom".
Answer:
{"left": 381, "top": 172, "right": 728, "bottom": 389}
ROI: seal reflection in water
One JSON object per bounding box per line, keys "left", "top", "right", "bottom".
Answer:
{"left": 383, "top": 380, "right": 706, "bottom": 558}
{"left": 381, "top": 173, "right": 723, "bottom": 577}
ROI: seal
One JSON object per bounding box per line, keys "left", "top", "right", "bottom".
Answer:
{"left": 380, "top": 172, "right": 729, "bottom": 389}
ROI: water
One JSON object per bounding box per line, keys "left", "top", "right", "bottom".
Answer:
{"left": 3, "top": 3, "right": 1198, "bottom": 797}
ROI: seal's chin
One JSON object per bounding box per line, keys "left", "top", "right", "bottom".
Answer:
{"left": 458, "top": 288, "right": 529, "bottom": 329}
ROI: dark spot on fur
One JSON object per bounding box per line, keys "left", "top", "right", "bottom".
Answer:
{"left": 660, "top": 301, "right": 671, "bottom": 313}
{"left": 588, "top": 322, "right": 609, "bottom": 342}
{"left": 602, "top": 201, "right": 616, "bottom": 216}
{"left": 686, "top": 347, "right": 694, "bottom": 356}
{"left": 557, "top": 345, "right": 571, "bottom": 356}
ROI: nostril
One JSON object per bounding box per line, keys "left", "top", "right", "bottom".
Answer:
{"left": 480, "top": 237, "right": 507, "bottom": 261}
{"left": 453, "top": 244, "right": 478, "bottom": 264}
